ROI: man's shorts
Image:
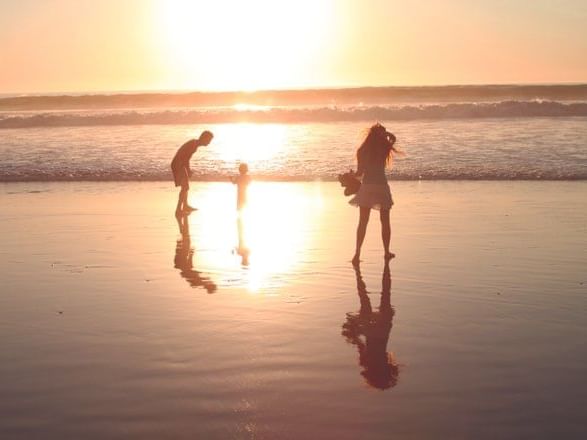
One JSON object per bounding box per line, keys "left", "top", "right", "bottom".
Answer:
{"left": 172, "top": 164, "right": 189, "bottom": 189}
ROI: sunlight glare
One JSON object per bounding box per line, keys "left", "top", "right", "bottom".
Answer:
{"left": 189, "top": 182, "right": 322, "bottom": 293}
{"left": 240, "top": 183, "right": 314, "bottom": 292}
{"left": 216, "top": 123, "right": 288, "bottom": 165}
{"left": 156, "top": 0, "right": 335, "bottom": 91}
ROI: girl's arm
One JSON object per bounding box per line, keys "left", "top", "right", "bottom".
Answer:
{"left": 355, "top": 155, "right": 365, "bottom": 177}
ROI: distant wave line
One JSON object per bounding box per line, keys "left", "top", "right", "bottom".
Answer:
{"left": 1, "top": 100, "right": 587, "bottom": 129}
{"left": 2, "top": 84, "right": 587, "bottom": 110}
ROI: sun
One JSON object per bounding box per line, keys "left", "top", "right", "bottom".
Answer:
{"left": 155, "top": 0, "right": 335, "bottom": 91}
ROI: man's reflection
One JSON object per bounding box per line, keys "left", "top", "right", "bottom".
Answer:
{"left": 174, "top": 214, "right": 217, "bottom": 293}
{"left": 342, "top": 260, "right": 399, "bottom": 390}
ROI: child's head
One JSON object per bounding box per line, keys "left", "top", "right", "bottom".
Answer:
{"left": 239, "top": 163, "right": 249, "bottom": 174}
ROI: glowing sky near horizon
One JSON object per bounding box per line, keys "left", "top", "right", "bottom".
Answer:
{"left": 0, "top": 0, "right": 586, "bottom": 93}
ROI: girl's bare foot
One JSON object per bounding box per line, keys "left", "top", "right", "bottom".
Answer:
{"left": 384, "top": 251, "right": 395, "bottom": 260}
{"left": 184, "top": 205, "right": 197, "bottom": 212}
{"left": 351, "top": 254, "right": 361, "bottom": 266}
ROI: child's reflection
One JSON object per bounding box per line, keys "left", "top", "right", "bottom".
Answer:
{"left": 342, "top": 260, "right": 399, "bottom": 390}
{"left": 236, "top": 216, "right": 250, "bottom": 266}
{"left": 174, "top": 214, "right": 217, "bottom": 293}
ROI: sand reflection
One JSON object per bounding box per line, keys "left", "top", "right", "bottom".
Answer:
{"left": 235, "top": 215, "right": 250, "bottom": 266}
{"left": 170, "top": 182, "right": 322, "bottom": 293}
{"left": 174, "top": 214, "right": 217, "bottom": 293}
{"left": 342, "top": 261, "right": 399, "bottom": 390}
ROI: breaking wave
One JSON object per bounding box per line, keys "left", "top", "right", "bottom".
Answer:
{"left": 1, "top": 100, "right": 587, "bottom": 129}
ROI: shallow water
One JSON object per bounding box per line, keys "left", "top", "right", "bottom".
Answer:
{"left": 1, "top": 118, "right": 587, "bottom": 181}
{"left": 0, "top": 182, "right": 586, "bottom": 439}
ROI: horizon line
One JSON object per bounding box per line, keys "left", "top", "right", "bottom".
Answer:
{"left": 2, "top": 81, "right": 587, "bottom": 99}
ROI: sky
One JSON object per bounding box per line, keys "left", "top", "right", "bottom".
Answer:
{"left": 1, "top": 0, "right": 586, "bottom": 94}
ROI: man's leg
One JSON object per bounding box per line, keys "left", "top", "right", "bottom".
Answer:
{"left": 176, "top": 186, "right": 187, "bottom": 214}
{"left": 181, "top": 170, "right": 197, "bottom": 211}
{"left": 183, "top": 186, "right": 196, "bottom": 211}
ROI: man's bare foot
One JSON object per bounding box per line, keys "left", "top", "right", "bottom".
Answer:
{"left": 351, "top": 254, "right": 360, "bottom": 266}
{"left": 384, "top": 251, "right": 395, "bottom": 261}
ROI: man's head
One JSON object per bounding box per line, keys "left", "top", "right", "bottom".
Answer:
{"left": 198, "top": 130, "right": 214, "bottom": 146}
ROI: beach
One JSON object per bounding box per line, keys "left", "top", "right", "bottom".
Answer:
{"left": 1, "top": 180, "right": 585, "bottom": 439}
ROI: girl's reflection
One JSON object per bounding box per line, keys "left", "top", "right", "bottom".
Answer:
{"left": 342, "top": 261, "right": 399, "bottom": 390}
{"left": 174, "top": 214, "right": 217, "bottom": 293}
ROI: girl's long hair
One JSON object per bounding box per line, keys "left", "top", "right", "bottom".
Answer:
{"left": 357, "top": 123, "right": 401, "bottom": 167}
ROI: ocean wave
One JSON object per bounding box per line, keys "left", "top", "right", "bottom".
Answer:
{"left": 0, "top": 101, "right": 586, "bottom": 129}
{"left": 2, "top": 84, "right": 587, "bottom": 109}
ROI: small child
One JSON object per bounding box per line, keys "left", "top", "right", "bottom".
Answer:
{"left": 231, "top": 163, "right": 251, "bottom": 211}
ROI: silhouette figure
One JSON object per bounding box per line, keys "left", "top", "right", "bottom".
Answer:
{"left": 342, "top": 260, "right": 399, "bottom": 390}
{"left": 171, "top": 130, "right": 214, "bottom": 215}
{"left": 349, "top": 123, "right": 402, "bottom": 264}
{"left": 230, "top": 163, "right": 251, "bottom": 211}
{"left": 174, "top": 213, "right": 217, "bottom": 293}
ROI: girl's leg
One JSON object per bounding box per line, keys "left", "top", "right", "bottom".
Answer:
{"left": 380, "top": 208, "right": 394, "bottom": 259}
{"left": 352, "top": 207, "right": 371, "bottom": 264}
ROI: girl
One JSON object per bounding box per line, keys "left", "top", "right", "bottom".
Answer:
{"left": 350, "top": 123, "right": 401, "bottom": 264}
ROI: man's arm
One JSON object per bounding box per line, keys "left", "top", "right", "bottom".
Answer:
{"left": 187, "top": 139, "right": 199, "bottom": 177}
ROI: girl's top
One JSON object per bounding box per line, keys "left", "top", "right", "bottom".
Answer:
{"left": 358, "top": 149, "right": 388, "bottom": 185}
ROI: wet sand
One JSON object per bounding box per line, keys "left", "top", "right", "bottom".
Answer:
{"left": 1, "top": 181, "right": 586, "bottom": 439}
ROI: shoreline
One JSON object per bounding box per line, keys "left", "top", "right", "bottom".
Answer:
{"left": 2, "top": 177, "right": 587, "bottom": 183}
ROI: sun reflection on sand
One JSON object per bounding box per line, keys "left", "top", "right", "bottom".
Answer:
{"left": 240, "top": 183, "right": 321, "bottom": 292}
{"left": 181, "top": 182, "right": 323, "bottom": 293}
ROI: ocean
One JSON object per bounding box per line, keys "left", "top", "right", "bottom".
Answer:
{"left": 1, "top": 84, "right": 586, "bottom": 181}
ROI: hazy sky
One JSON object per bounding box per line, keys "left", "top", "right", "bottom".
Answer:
{"left": 1, "top": 0, "right": 586, "bottom": 93}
